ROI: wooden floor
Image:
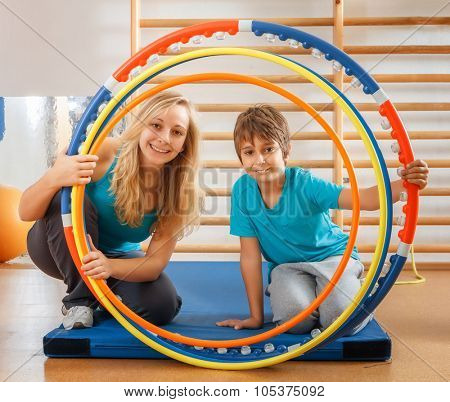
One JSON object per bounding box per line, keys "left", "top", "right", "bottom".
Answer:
{"left": 0, "top": 259, "right": 448, "bottom": 382}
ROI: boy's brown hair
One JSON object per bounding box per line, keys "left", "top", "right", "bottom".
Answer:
{"left": 233, "top": 104, "right": 291, "bottom": 162}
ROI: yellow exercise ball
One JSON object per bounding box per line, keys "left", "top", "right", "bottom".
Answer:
{"left": 0, "top": 185, "right": 34, "bottom": 263}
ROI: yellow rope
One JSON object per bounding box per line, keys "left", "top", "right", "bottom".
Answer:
{"left": 395, "top": 244, "right": 426, "bottom": 285}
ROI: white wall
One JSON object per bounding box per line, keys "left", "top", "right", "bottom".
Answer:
{"left": 1, "top": 0, "right": 448, "bottom": 95}
{"left": 0, "top": 0, "right": 449, "bottom": 264}
{"left": 0, "top": 0, "right": 130, "bottom": 96}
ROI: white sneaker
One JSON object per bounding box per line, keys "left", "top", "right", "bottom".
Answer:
{"left": 62, "top": 305, "right": 94, "bottom": 330}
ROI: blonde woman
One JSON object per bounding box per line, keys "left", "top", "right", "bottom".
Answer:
{"left": 20, "top": 91, "right": 201, "bottom": 330}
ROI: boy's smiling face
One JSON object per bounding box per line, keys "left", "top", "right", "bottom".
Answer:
{"left": 240, "top": 134, "right": 291, "bottom": 184}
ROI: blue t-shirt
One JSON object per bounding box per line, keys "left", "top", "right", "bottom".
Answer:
{"left": 86, "top": 155, "right": 157, "bottom": 255}
{"left": 230, "top": 167, "right": 359, "bottom": 281}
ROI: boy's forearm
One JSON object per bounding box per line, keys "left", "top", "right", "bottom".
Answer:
{"left": 360, "top": 179, "right": 403, "bottom": 210}
{"left": 390, "top": 179, "right": 404, "bottom": 203}
{"left": 240, "top": 259, "right": 264, "bottom": 323}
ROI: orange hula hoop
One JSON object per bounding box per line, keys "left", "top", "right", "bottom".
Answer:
{"left": 73, "top": 72, "right": 360, "bottom": 348}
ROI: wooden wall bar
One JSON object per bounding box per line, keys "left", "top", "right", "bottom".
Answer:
{"left": 133, "top": 0, "right": 450, "bottom": 268}
{"left": 170, "top": 45, "right": 450, "bottom": 55}
{"left": 201, "top": 160, "right": 450, "bottom": 169}
{"left": 140, "top": 17, "right": 450, "bottom": 28}
{"left": 332, "top": 0, "right": 344, "bottom": 228}
{"left": 197, "top": 216, "right": 450, "bottom": 226}
{"left": 173, "top": 244, "right": 450, "bottom": 253}
{"left": 201, "top": 131, "right": 450, "bottom": 140}
{"left": 195, "top": 103, "right": 450, "bottom": 112}
{"left": 204, "top": 187, "right": 450, "bottom": 197}
{"left": 130, "top": 0, "right": 140, "bottom": 55}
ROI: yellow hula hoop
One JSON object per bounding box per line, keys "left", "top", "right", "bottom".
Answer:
{"left": 71, "top": 47, "right": 388, "bottom": 370}
{"left": 71, "top": 72, "right": 360, "bottom": 348}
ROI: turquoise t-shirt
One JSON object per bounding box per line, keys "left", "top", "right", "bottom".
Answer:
{"left": 86, "top": 155, "right": 157, "bottom": 255}
{"left": 230, "top": 167, "right": 359, "bottom": 281}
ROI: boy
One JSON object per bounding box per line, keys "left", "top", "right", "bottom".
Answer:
{"left": 217, "top": 105, "right": 429, "bottom": 334}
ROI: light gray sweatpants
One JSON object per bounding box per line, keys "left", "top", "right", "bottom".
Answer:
{"left": 266, "top": 256, "right": 372, "bottom": 335}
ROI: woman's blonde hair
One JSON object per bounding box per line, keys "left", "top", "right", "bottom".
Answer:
{"left": 110, "top": 90, "right": 201, "bottom": 239}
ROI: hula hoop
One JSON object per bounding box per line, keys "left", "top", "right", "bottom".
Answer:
{"left": 71, "top": 72, "right": 361, "bottom": 348}
{"left": 60, "top": 19, "right": 419, "bottom": 368}
{"left": 63, "top": 48, "right": 390, "bottom": 369}
{"left": 108, "top": 19, "right": 417, "bottom": 246}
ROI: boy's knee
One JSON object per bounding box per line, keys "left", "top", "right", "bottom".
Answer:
{"left": 267, "top": 265, "right": 297, "bottom": 299}
{"left": 284, "top": 317, "right": 317, "bottom": 335}
{"left": 319, "top": 314, "right": 335, "bottom": 330}
{"left": 319, "top": 302, "right": 347, "bottom": 329}
{"left": 273, "top": 301, "right": 319, "bottom": 335}
{"left": 270, "top": 263, "right": 293, "bottom": 281}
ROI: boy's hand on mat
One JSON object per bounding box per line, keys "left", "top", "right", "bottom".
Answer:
{"left": 399, "top": 159, "right": 429, "bottom": 190}
{"left": 80, "top": 235, "right": 112, "bottom": 280}
{"left": 216, "top": 317, "right": 263, "bottom": 330}
{"left": 47, "top": 146, "right": 99, "bottom": 187}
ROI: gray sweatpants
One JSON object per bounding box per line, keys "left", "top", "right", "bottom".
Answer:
{"left": 266, "top": 256, "right": 372, "bottom": 335}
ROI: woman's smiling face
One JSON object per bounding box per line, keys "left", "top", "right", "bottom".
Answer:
{"left": 138, "top": 104, "right": 189, "bottom": 168}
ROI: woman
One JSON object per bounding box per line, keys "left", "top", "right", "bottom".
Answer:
{"left": 20, "top": 91, "right": 201, "bottom": 330}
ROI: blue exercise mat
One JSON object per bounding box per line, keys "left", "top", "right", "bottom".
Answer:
{"left": 43, "top": 261, "right": 391, "bottom": 361}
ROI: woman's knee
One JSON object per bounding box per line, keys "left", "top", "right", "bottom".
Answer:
{"left": 120, "top": 274, "right": 182, "bottom": 325}
{"left": 26, "top": 221, "right": 63, "bottom": 280}
{"left": 149, "top": 275, "right": 181, "bottom": 324}
{"left": 46, "top": 191, "right": 96, "bottom": 221}
{"left": 45, "top": 191, "right": 62, "bottom": 218}
{"left": 152, "top": 293, "right": 182, "bottom": 325}
{"left": 139, "top": 291, "right": 182, "bottom": 325}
